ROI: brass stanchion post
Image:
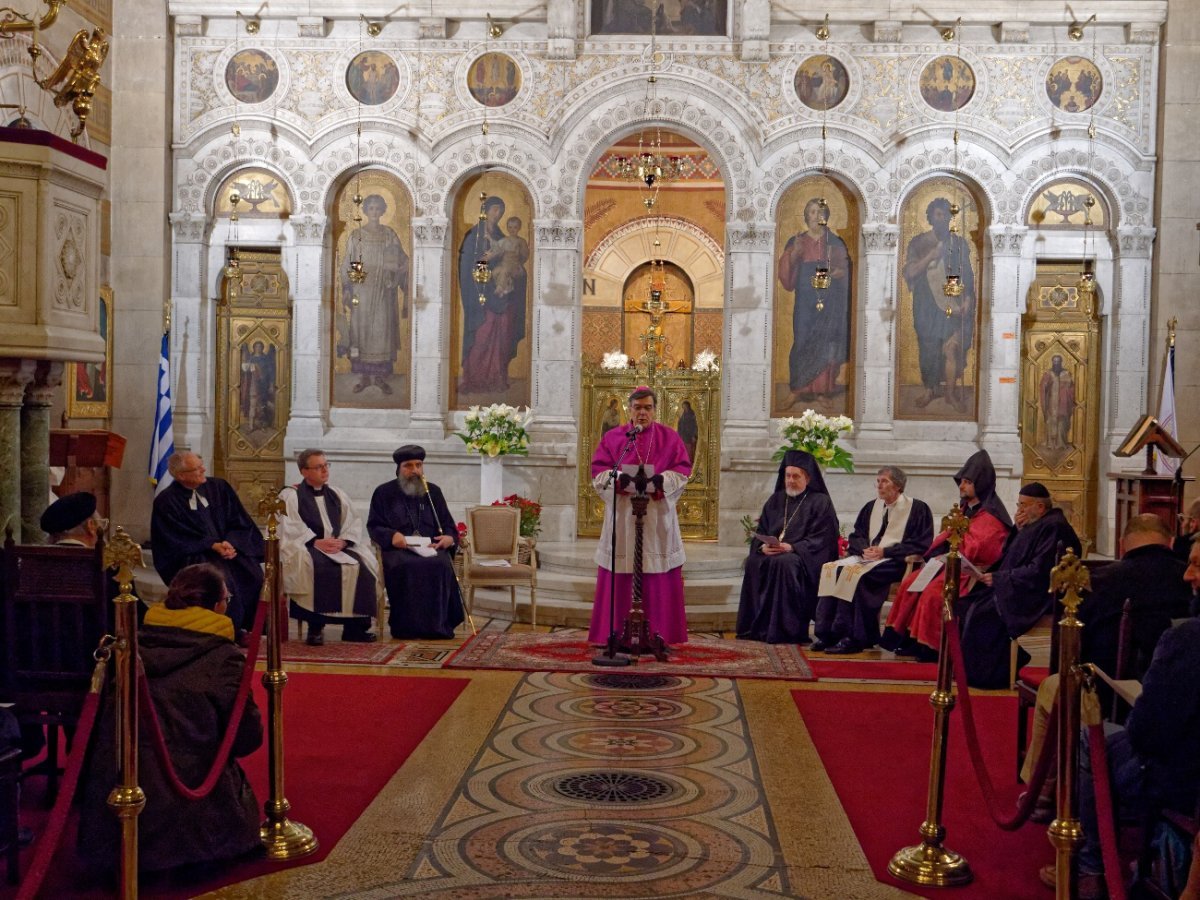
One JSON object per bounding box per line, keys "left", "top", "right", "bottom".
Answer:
{"left": 257, "top": 494, "right": 318, "bottom": 859}
{"left": 1048, "top": 548, "right": 1090, "bottom": 900}
{"left": 889, "top": 504, "right": 973, "bottom": 886}
{"left": 103, "top": 527, "right": 146, "bottom": 899}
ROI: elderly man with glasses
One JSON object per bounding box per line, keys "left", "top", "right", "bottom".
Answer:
{"left": 279, "top": 449, "right": 380, "bottom": 645}
{"left": 150, "top": 450, "right": 265, "bottom": 631}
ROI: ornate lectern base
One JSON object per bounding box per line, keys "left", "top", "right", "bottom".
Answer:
{"left": 617, "top": 615, "right": 670, "bottom": 662}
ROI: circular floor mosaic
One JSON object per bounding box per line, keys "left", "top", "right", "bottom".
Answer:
{"left": 584, "top": 673, "right": 683, "bottom": 691}
{"left": 551, "top": 770, "right": 679, "bottom": 804}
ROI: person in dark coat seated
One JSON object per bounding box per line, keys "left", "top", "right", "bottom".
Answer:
{"left": 150, "top": 452, "right": 264, "bottom": 630}
{"left": 1173, "top": 498, "right": 1200, "bottom": 562}
{"left": 736, "top": 450, "right": 839, "bottom": 644}
{"left": 79, "top": 564, "right": 263, "bottom": 875}
{"left": 1040, "top": 617, "right": 1200, "bottom": 899}
{"left": 812, "top": 465, "right": 934, "bottom": 654}
{"left": 367, "top": 445, "right": 465, "bottom": 639}
{"left": 40, "top": 491, "right": 105, "bottom": 547}
{"left": 958, "top": 482, "right": 1080, "bottom": 688}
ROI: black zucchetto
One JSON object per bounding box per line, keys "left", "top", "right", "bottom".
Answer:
{"left": 40, "top": 491, "right": 97, "bottom": 534}
{"left": 1019, "top": 482, "right": 1051, "bottom": 499}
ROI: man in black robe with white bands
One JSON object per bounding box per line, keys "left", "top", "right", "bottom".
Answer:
{"left": 367, "top": 445, "right": 465, "bottom": 639}
{"left": 280, "top": 449, "right": 380, "bottom": 645}
{"left": 737, "top": 450, "right": 840, "bottom": 644}
{"left": 150, "top": 451, "right": 264, "bottom": 630}
{"left": 958, "top": 481, "right": 1081, "bottom": 688}
{"left": 812, "top": 465, "right": 934, "bottom": 654}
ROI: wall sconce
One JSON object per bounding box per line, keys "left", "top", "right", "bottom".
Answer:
{"left": 940, "top": 17, "right": 961, "bottom": 42}
{"left": 237, "top": 10, "right": 260, "bottom": 34}
{"left": 815, "top": 14, "right": 830, "bottom": 41}
{"left": 1068, "top": 13, "right": 1096, "bottom": 41}
{"left": 486, "top": 13, "right": 503, "bottom": 38}
{"left": 360, "top": 14, "right": 383, "bottom": 37}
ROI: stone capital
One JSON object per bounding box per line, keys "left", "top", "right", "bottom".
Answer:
{"left": 25, "top": 361, "right": 64, "bottom": 407}
{"left": 0, "top": 358, "right": 36, "bottom": 407}
{"left": 413, "top": 217, "right": 449, "bottom": 249}
{"left": 1117, "top": 226, "right": 1156, "bottom": 259}
{"left": 534, "top": 220, "right": 582, "bottom": 250}
{"left": 862, "top": 224, "right": 900, "bottom": 253}
{"left": 989, "top": 225, "right": 1028, "bottom": 257}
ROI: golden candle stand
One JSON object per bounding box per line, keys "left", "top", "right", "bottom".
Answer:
{"left": 257, "top": 494, "right": 318, "bottom": 860}
{"left": 888, "top": 504, "right": 973, "bottom": 887}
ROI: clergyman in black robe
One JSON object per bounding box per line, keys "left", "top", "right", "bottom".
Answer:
{"left": 958, "top": 482, "right": 1081, "bottom": 688}
{"left": 737, "top": 450, "right": 839, "bottom": 644}
{"left": 813, "top": 466, "right": 934, "bottom": 653}
{"left": 367, "top": 445, "right": 465, "bottom": 639}
{"left": 150, "top": 452, "right": 264, "bottom": 630}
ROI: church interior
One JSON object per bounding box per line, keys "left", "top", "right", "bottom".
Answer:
{"left": 1, "top": 0, "right": 1199, "bottom": 896}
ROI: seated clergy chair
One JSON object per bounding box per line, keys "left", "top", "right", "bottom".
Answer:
{"left": 0, "top": 529, "right": 112, "bottom": 802}
{"left": 463, "top": 505, "right": 537, "bottom": 627}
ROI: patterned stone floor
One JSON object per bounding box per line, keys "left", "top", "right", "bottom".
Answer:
{"left": 208, "top": 662, "right": 921, "bottom": 899}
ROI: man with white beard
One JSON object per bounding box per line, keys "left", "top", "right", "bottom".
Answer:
{"left": 366, "top": 445, "right": 464, "bottom": 639}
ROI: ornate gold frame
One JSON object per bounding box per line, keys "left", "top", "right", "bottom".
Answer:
{"left": 66, "top": 284, "right": 112, "bottom": 419}
{"left": 578, "top": 365, "right": 721, "bottom": 540}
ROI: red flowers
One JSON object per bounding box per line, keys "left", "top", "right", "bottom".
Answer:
{"left": 491, "top": 494, "right": 543, "bottom": 538}
{"left": 838, "top": 535, "right": 850, "bottom": 558}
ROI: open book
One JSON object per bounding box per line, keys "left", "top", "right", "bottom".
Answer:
{"left": 907, "top": 553, "right": 986, "bottom": 593}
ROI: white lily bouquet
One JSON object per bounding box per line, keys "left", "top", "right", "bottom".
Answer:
{"left": 692, "top": 349, "right": 720, "bottom": 373}
{"left": 601, "top": 350, "right": 631, "bottom": 371}
{"left": 456, "top": 403, "right": 533, "bottom": 457}
{"left": 772, "top": 409, "right": 855, "bottom": 472}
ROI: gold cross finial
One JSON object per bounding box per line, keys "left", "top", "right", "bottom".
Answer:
{"left": 258, "top": 492, "right": 287, "bottom": 539}
{"left": 941, "top": 503, "right": 970, "bottom": 552}
{"left": 103, "top": 526, "right": 143, "bottom": 596}
{"left": 1050, "top": 546, "right": 1090, "bottom": 616}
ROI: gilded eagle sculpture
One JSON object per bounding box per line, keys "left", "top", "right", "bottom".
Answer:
{"left": 36, "top": 27, "right": 108, "bottom": 141}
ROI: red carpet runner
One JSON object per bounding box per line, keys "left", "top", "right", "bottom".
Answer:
{"left": 7, "top": 673, "right": 467, "bottom": 899}
{"left": 794, "top": 688, "right": 1054, "bottom": 899}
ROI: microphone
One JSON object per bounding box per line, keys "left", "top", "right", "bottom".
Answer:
{"left": 626, "top": 424, "right": 644, "bottom": 437}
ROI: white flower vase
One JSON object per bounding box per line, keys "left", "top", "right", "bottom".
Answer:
{"left": 480, "top": 455, "right": 504, "bottom": 505}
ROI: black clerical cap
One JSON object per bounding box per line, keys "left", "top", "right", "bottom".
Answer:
{"left": 392, "top": 445, "right": 426, "bottom": 466}
{"left": 40, "top": 491, "right": 96, "bottom": 534}
{"left": 1019, "top": 482, "right": 1051, "bottom": 498}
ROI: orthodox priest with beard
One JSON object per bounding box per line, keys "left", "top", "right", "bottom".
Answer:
{"left": 367, "top": 445, "right": 465, "bottom": 639}
{"left": 737, "top": 450, "right": 840, "bottom": 644}
{"left": 957, "top": 482, "right": 1080, "bottom": 688}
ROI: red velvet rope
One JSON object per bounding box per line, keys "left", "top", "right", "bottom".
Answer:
{"left": 944, "top": 621, "right": 1059, "bottom": 830}
{"left": 1088, "top": 720, "right": 1129, "bottom": 900}
{"left": 16, "top": 684, "right": 104, "bottom": 900}
{"left": 137, "top": 595, "right": 268, "bottom": 801}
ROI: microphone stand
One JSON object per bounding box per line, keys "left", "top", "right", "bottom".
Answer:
{"left": 592, "top": 428, "right": 639, "bottom": 667}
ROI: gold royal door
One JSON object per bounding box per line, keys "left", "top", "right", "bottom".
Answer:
{"left": 215, "top": 249, "right": 291, "bottom": 520}
{"left": 1019, "top": 263, "right": 1102, "bottom": 547}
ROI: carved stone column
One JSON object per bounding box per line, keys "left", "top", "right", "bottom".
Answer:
{"left": 858, "top": 224, "right": 901, "bottom": 441}
{"left": 1109, "top": 227, "right": 1157, "bottom": 449}
{"left": 979, "top": 225, "right": 1028, "bottom": 468}
{"left": 531, "top": 219, "right": 583, "bottom": 436}
{"left": 0, "top": 358, "right": 36, "bottom": 541}
{"left": 409, "top": 216, "right": 449, "bottom": 432}
{"left": 20, "top": 361, "right": 63, "bottom": 542}
{"left": 286, "top": 216, "right": 328, "bottom": 446}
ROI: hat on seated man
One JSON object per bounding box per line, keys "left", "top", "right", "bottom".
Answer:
{"left": 40, "top": 491, "right": 104, "bottom": 548}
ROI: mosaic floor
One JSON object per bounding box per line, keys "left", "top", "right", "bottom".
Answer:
{"left": 209, "top": 660, "right": 921, "bottom": 899}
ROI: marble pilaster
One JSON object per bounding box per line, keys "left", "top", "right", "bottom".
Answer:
{"left": 0, "top": 359, "right": 36, "bottom": 542}
{"left": 409, "top": 216, "right": 450, "bottom": 433}
{"left": 1108, "top": 227, "right": 1157, "bottom": 449}
{"left": 723, "top": 223, "right": 773, "bottom": 447}
{"left": 978, "top": 225, "right": 1028, "bottom": 468}
{"left": 857, "top": 224, "right": 901, "bottom": 442}
{"left": 531, "top": 219, "right": 583, "bottom": 438}
{"left": 20, "top": 361, "right": 63, "bottom": 543}
{"left": 285, "top": 219, "right": 327, "bottom": 446}
{"left": 169, "top": 212, "right": 212, "bottom": 455}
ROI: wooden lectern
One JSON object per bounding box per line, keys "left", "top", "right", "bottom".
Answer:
{"left": 49, "top": 429, "right": 126, "bottom": 518}
{"left": 1111, "top": 415, "right": 1189, "bottom": 541}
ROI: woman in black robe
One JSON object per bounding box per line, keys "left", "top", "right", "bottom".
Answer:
{"left": 737, "top": 450, "right": 840, "bottom": 644}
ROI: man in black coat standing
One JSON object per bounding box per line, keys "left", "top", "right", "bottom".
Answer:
{"left": 151, "top": 452, "right": 265, "bottom": 630}
{"left": 812, "top": 466, "right": 933, "bottom": 654}
{"left": 367, "top": 445, "right": 465, "bottom": 639}
{"left": 958, "top": 482, "right": 1080, "bottom": 688}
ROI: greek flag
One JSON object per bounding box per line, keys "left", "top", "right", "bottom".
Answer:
{"left": 149, "top": 331, "right": 175, "bottom": 493}
{"left": 1155, "top": 342, "right": 1177, "bottom": 476}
